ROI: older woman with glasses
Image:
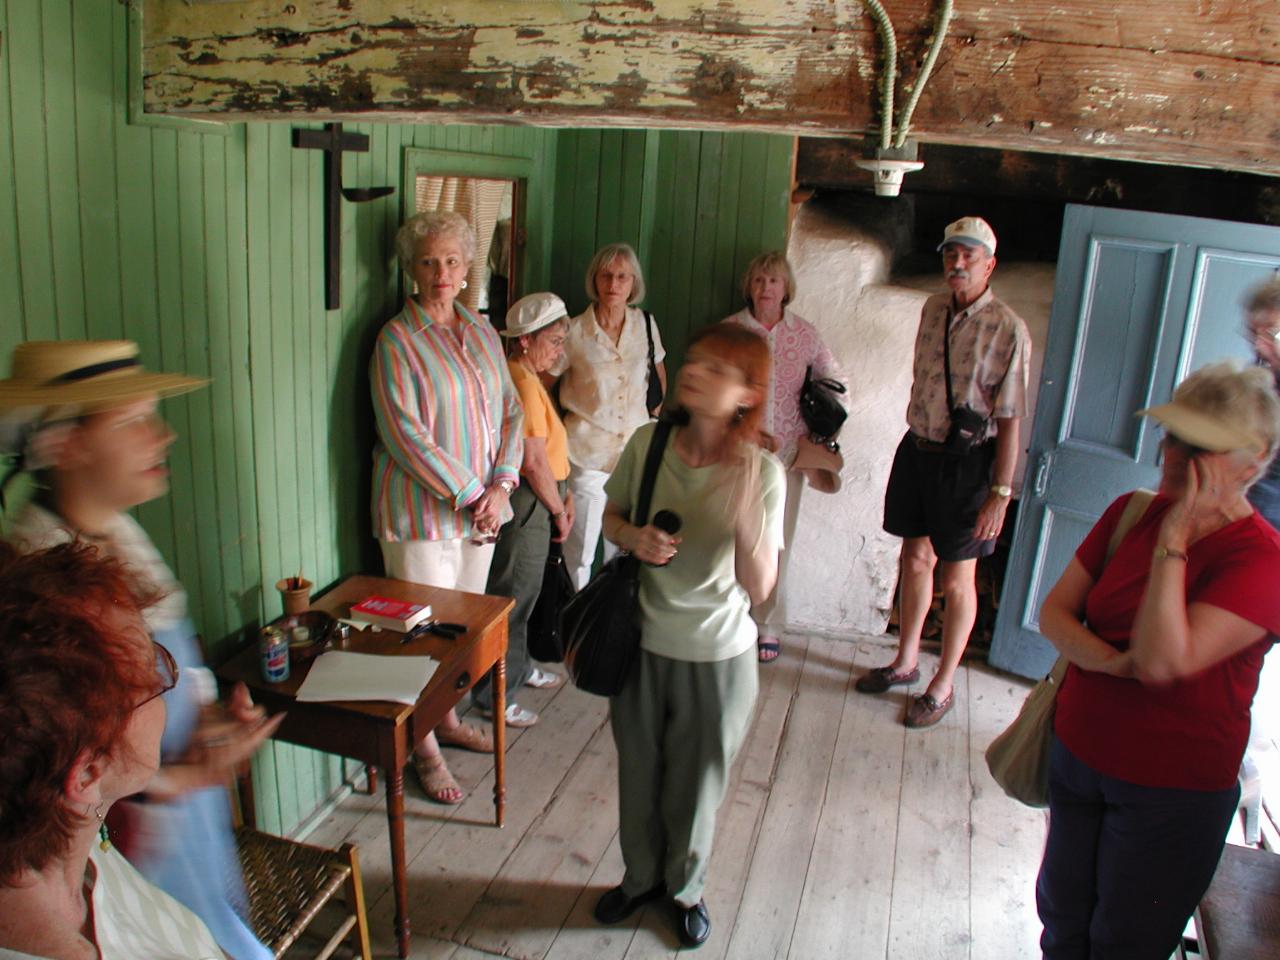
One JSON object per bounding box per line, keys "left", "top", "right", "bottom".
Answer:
{"left": 470, "top": 293, "right": 574, "bottom": 729}
{"left": 552, "top": 243, "right": 666, "bottom": 590}
{"left": 0, "top": 339, "right": 281, "bottom": 960}
{"left": 725, "top": 251, "right": 844, "bottom": 662}
{"left": 1244, "top": 276, "right": 1280, "bottom": 526}
{"left": 0, "top": 540, "right": 232, "bottom": 959}
{"left": 1035, "top": 361, "right": 1280, "bottom": 960}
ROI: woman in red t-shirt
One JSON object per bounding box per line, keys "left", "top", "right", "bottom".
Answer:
{"left": 1036, "top": 361, "right": 1280, "bottom": 960}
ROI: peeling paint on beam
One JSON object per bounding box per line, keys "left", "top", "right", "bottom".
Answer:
{"left": 143, "top": 0, "right": 1280, "bottom": 175}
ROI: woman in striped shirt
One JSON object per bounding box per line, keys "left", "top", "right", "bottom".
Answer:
{"left": 371, "top": 210, "right": 525, "bottom": 804}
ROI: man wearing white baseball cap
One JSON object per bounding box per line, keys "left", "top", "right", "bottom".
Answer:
{"left": 859, "top": 216, "right": 1032, "bottom": 729}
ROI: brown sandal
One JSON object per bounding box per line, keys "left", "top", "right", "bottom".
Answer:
{"left": 411, "top": 752, "right": 464, "bottom": 805}
{"left": 436, "top": 720, "right": 495, "bottom": 754}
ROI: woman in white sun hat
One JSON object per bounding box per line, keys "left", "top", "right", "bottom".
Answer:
{"left": 470, "top": 293, "right": 575, "bottom": 728}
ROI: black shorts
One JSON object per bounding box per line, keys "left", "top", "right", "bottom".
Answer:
{"left": 883, "top": 432, "right": 996, "bottom": 562}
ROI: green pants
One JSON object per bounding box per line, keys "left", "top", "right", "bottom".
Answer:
{"left": 472, "top": 483, "right": 557, "bottom": 710}
{"left": 609, "top": 645, "right": 758, "bottom": 907}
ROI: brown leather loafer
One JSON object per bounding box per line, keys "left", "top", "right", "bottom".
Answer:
{"left": 904, "top": 690, "right": 955, "bottom": 729}
{"left": 855, "top": 665, "right": 921, "bottom": 694}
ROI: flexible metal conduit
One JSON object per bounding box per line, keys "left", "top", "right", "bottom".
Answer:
{"left": 894, "top": 0, "right": 954, "bottom": 148}
{"left": 859, "top": 0, "right": 954, "bottom": 148}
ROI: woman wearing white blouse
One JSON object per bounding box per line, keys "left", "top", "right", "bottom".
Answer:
{"left": 553, "top": 243, "right": 668, "bottom": 589}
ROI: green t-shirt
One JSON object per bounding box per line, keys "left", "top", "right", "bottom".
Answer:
{"left": 604, "top": 422, "right": 786, "bottom": 663}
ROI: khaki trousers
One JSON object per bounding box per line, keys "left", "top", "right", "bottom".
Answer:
{"left": 609, "top": 646, "right": 758, "bottom": 907}
{"left": 751, "top": 468, "right": 804, "bottom": 634}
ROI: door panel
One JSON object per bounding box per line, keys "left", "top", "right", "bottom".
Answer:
{"left": 991, "top": 205, "right": 1280, "bottom": 680}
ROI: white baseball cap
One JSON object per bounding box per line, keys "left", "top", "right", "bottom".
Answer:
{"left": 501, "top": 292, "right": 569, "bottom": 338}
{"left": 937, "top": 217, "right": 998, "bottom": 256}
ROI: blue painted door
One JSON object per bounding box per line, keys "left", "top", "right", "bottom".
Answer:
{"left": 990, "top": 205, "right": 1280, "bottom": 679}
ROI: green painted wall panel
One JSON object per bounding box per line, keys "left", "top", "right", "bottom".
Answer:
{"left": 1, "top": 1, "right": 784, "bottom": 834}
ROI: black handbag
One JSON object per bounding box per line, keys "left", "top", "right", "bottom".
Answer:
{"left": 799, "top": 366, "right": 848, "bottom": 445}
{"left": 644, "top": 311, "right": 663, "bottom": 413}
{"left": 559, "top": 419, "right": 672, "bottom": 697}
{"left": 527, "top": 539, "right": 575, "bottom": 663}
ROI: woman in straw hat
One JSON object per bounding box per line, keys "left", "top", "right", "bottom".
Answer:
{"left": 374, "top": 210, "right": 526, "bottom": 804}
{"left": 1035, "top": 360, "right": 1280, "bottom": 959}
{"left": 0, "top": 339, "right": 282, "bottom": 960}
{"left": 469, "top": 293, "right": 573, "bottom": 730}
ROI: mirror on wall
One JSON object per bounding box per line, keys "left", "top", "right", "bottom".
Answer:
{"left": 414, "top": 175, "right": 519, "bottom": 326}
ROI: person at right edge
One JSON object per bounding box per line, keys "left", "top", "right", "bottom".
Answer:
{"left": 1244, "top": 275, "right": 1280, "bottom": 527}
{"left": 858, "top": 216, "right": 1032, "bottom": 728}
{"left": 1035, "top": 361, "right": 1280, "bottom": 959}
{"left": 592, "top": 323, "right": 784, "bottom": 948}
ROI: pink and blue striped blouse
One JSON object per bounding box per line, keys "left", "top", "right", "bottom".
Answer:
{"left": 370, "top": 300, "right": 524, "bottom": 542}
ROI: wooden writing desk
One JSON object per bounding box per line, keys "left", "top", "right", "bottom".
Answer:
{"left": 217, "top": 575, "right": 512, "bottom": 958}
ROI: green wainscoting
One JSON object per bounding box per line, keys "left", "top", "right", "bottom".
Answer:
{"left": 548, "top": 129, "right": 795, "bottom": 370}
{"left": 0, "top": 0, "right": 790, "bottom": 835}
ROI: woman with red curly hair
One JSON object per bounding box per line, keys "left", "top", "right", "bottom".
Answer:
{"left": 593, "top": 323, "right": 785, "bottom": 948}
{"left": 0, "top": 540, "right": 224, "bottom": 958}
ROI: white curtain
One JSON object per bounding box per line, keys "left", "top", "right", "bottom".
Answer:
{"left": 415, "top": 176, "right": 508, "bottom": 314}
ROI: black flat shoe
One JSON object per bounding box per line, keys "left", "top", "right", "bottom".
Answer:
{"left": 677, "top": 899, "right": 711, "bottom": 948}
{"left": 593, "top": 883, "right": 665, "bottom": 925}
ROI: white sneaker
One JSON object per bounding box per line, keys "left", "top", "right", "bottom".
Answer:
{"left": 526, "top": 667, "right": 565, "bottom": 690}
{"left": 479, "top": 702, "right": 540, "bottom": 727}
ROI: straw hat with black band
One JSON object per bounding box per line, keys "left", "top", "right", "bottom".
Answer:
{"left": 0, "top": 340, "right": 208, "bottom": 504}
{"left": 0, "top": 340, "right": 208, "bottom": 414}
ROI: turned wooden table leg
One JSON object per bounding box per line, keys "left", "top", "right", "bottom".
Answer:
{"left": 493, "top": 657, "right": 506, "bottom": 828}
{"left": 385, "top": 764, "right": 410, "bottom": 957}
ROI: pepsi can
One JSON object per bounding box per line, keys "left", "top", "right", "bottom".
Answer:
{"left": 260, "top": 626, "right": 290, "bottom": 683}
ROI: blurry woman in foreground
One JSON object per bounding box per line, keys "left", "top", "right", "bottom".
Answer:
{"left": 0, "top": 339, "right": 278, "bottom": 959}
{"left": 0, "top": 541, "right": 225, "bottom": 959}
{"left": 593, "top": 324, "right": 784, "bottom": 948}
{"left": 1036, "top": 361, "right": 1280, "bottom": 959}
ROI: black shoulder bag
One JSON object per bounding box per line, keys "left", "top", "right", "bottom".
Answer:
{"left": 799, "top": 366, "right": 848, "bottom": 447}
{"left": 560, "top": 419, "right": 672, "bottom": 697}
{"left": 527, "top": 539, "right": 576, "bottom": 663}
{"left": 643, "top": 311, "right": 663, "bottom": 414}
{"left": 942, "top": 310, "right": 989, "bottom": 456}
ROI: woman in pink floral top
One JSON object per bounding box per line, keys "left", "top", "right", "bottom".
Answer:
{"left": 725, "top": 251, "right": 844, "bottom": 661}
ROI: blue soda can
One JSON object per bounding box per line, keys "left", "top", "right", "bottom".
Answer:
{"left": 260, "top": 626, "right": 290, "bottom": 683}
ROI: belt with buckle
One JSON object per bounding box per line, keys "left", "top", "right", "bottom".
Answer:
{"left": 911, "top": 434, "right": 949, "bottom": 453}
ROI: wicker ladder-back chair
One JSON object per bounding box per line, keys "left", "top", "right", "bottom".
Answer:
{"left": 233, "top": 826, "right": 372, "bottom": 960}
{"left": 200, "top": 632, "right": 373, "bottom": 959}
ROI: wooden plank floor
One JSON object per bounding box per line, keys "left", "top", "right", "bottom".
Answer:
{"left": 295, "top": 635, "right": 1048, "bottom": 960}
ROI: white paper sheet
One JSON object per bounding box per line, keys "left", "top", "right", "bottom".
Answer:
{"left": 294, "top": 651, "right": 438, "bottom": 705}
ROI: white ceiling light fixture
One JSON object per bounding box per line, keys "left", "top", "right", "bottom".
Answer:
{"left": 853, "top": 0, "right": 954, "bottom": 197}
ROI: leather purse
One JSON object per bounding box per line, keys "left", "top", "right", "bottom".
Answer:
{"left": 984, "top": 489, "right": 1155, "bottom": 807}
{"left": 527, "top": 539, "right": 575, "bottom": 663}
{"left": 560, "top": 419, "right": 672, "bottom": 697}
{"left": 644, "top": 311, "right": 663, "bottom": 413}
{"left": 799, "top": 366, "right": 848, "bottom": 445}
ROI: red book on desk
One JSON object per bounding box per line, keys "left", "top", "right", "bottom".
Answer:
{"left": 350, "top": 596, "right": 432, "bottom": 632}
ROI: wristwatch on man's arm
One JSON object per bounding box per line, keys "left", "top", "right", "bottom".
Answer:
{"left": 989, "top": 483, "right": 1013, "bottom": 498}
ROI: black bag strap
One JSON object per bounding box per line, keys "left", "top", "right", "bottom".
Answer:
{"left": 942, "top": 308, "right": 956, "bottom": 413}
{"left": 632, "top": 418, "right": 673, "bottom": 529}
{"left": 644, "top": 311, "right": 656, "bottom": 367}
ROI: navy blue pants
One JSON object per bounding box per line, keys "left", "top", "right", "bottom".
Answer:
{"left": 1036, "top": 738, "right": 1239, "bottom": 960}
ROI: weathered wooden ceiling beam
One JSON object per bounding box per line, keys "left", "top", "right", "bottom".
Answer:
{"left": 143, "top": 1, "right": 1280, "bottom": 175}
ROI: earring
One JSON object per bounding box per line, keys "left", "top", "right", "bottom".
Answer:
{"left": 460, "top": 280, "right": 469, "bottom": 290}
{"left": 734, "top": 405, "right": 748, "bottom": 422}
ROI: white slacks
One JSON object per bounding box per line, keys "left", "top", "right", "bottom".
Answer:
{"left": 562, "top": 465, "right": 620, "bottom": 590}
